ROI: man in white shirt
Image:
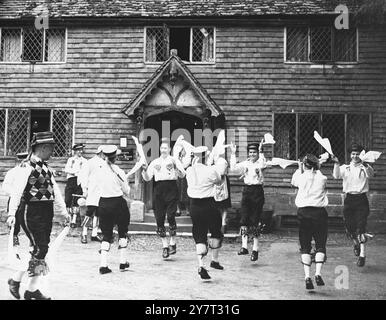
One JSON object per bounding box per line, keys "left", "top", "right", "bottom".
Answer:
{"left": 141, "top": 138, "right": 185, "bottom": 259}
{"left": 2, "top": 152, "right": 29, "bottom": 248}
{"left": 96, "top": 145, "right": 131, "bottom": 275}
{"left": 186, "top": 149, "right": 224, "bottom": 280}
{"left": 209, "top": 150, "right": 232, "bottom": 234}
{"left": 332, "top": 143, "right": 374, "bottom": 267}
{"left": 78, "top": 146, "right": 105, "bottom": 244}
{"left": 64, "top": 143, "right": 87, "bottom": 228}
{"left": 230, "top": 141, "right": 268, "bottom": 262}
{"left": 291, "top": 154, "right": 328, "bottom": 290}
{"left": 6, "top": 131, "right": 70, "bottom": 300}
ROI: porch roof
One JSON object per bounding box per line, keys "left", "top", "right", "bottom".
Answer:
{"left": 121, "top": 52, "right": 223, "bottom": 118}
{"left": 0, "top": 0, "right": 364, "bottom": 20}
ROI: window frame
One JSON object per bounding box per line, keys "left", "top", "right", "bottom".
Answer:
{"left": 0, "top": 27, "right": 67, "bottom": 64}
{"left": 144, "top": 26, "right": 216, "bottom": 65}
{"left": 0, "top": 108, "right": 75, "bottom": 159}
{"left": 272, "top": 111, "right": 372, "bottom": 163}
{"left": 284, "top": 26, "right": 359, "bottom": 65}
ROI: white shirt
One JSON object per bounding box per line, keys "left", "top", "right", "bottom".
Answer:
{"left": 333, "top": 162, "right": 374, "bottom": 194}
{"left": 291, "top": 169, "right": 328, "bottom": 208}
{"left": 78, "top": 155, "right": 105, "bottom": 206}
{"left": 142, "top": 155, "right": 185, "bottom": 182}
{"left": 7, "top": 155, "right": 67, "bottom": 217}
{"left": 2, "top": 165, "right": 21, "bottom": 196}
{"left": 64, "top": 155, "right": 87, "bottom": 179}
{"left": 186, "top": 163, "right": 221, "bottom": 199}
{"left": 230, "top": 153, "right": 267, "bottom": 185}
{"left": 96, "top": 161, "right": 130, "bottom": 198}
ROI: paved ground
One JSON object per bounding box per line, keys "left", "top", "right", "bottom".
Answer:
{"left": 0, "top": 224, "right": 386, "bottom": 300}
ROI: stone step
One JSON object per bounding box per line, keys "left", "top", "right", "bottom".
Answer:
{"left": 143, "top": 212, "right": 193, "bottom": 224}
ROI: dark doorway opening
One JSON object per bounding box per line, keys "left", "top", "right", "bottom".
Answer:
{"left": 143, "top": 111, "right": 203, "bottom": 211}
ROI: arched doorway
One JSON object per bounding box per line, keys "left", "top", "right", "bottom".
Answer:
{"left": 143, "top": 110, "right": 203, "bottom": 211}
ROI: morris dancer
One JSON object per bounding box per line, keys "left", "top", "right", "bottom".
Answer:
{"left": 95, "top": 145, "right": 131, "bottom": 274}
{"left": 291, "top": 154, "right": 328, "bottom": 290}
{"left": 2, "top": 152, "right": 29, "bottom": 251}
{"left": 230, "top": 140, "right": 267, "bottom": 262}
{"left": 6, "top": 132, "right": 70, "bottom": 300}
{"left": 332, "top": 143, "right": 374, "bottom": 267}
{"left": 209, "top": 150, "right": 231, "bottom": 234}
{"left": 185, "top": 148, "right": 224, "bottom": 280}
{"left": 64, "top": 143, "right": 86, "bottom": 228}
{"left": 79, "top": 146, "right": 105, "bottom": 243}
{"left": 141, "top": 138, "right": 185, "bottom": 259}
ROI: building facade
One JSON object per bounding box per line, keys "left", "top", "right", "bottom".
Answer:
{"left": 0, "top": 0, "right": 385, "bottom": 231}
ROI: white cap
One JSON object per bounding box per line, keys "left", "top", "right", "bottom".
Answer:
{"left": 96, "top": 145, "right": 104, "bottom": 154}
{"left": 102, "top": 145, "right": 122, "bottom": 157}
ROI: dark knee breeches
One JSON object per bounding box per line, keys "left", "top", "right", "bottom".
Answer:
{"left": 153, "top": 180, "right": 178, "bottom": 237}
{"left": 98, "top": 196, "right": 130, "bottom": 243}
{"left": 190, "top": 197, "right": 223, "bottom": 246}
{"left": 343, "top": 193, "right": 369, "bottom": 242}
{"left": 298, "top": 207, "right": 328, "bottom": 255}
{"left": 240, "top": 185, "right": 264, "bottom": 237}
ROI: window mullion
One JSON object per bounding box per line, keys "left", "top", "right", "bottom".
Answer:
{"left": 190, "top": 27, "right": 193, "bottom": 63}
{"left": 42, "top": 28, "right": 46, "bottom": 62}
{"left": 4, "top": 109, "right": 8, "bottom": 156}
{"left": 307, "top": 27, "right": 311, "bottom": 62}
{"left": 295, "top": 113, "right": 299, "bottom": 160}
{"left": 344, "top": 114, "right": 348, "bottom": 163}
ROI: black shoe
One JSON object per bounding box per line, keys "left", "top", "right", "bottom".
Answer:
{"left": 119, "top": 262, "right": 130, "bottom": 272}
{"left": 251, "top": 250, "right": 259, "bottom": 262}
{"left": 305, "top": 277, "right": 314, "bottom": 290}
{"left": 81, "top": 235, "right": 87, "bottom": 244}
{"left": 357, "top": 256, "right": 366, "bottom": 267}
{"left": 198, "top": 267, "right": 211, "bottom": 280}
{"left": 315, "top": 275, "right": 325, "bottom": 286}
{"left": 353, "top": 244, "right": 360, "bottom": 257}
{"left": 91, "top": 235, "right": 102, "bottom": 242}
{"left": 99, "top": 266, "right": 112, "bottom": 275}
{"left": 169, "top": 244, "right": 177, "bottom": 255}
{"left": 24, "top": 290, "right": 51, "bottom": 300}
{"left": 210, "top": 261, "right": 224, "bottom": 270}
{"left": 8, "top": 278, "right": 20, "bottom": 300}
{"left": 70, "top": 223, "right": 76, "bottom": 228}
{"left": 162, "top": 247, "right": 170, "bottom": 259}
{"left": 238, "top": 247, "right": 249, "bottom": 255}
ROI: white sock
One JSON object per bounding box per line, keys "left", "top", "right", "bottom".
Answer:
{"left": 241, "top": 235, "right": 248, "bottom": 249}
{"left": 100, "top": 250, "right": 108, "bottom": 267}
{"left": 82, "top": 226, "right": 88, "bottom": 236}
{"left": 360, "top": 243, "right": 366, "bottom": 257}
{"left": 315, "top": 252, "right": 325, "bottom": 276}
{"left": 222, "top": 211, "right": 227, "bottom": 226}
{"left": 27, "top": 276, "right": 40, "bottom": 292}
{"left": 91, "top": 217, "right": 98, "bottom": 237}
{"left": 197, "top": 255, "right": 205, "bottom": 268}
{"left": 91, "top": 228, "right": 98, "bottom": 237}
{"left": 119, "top": 248, "right": 127, "bottom": 264}
{"left": 169, "top": 236, "right": 176, "bottom": 246}
{"left": 12, "top": 271, "right": 25, "bottom": 282}
{"left": 161, "top": 237, "right": 168, "bottom": 248}
{"left": 301, "top": 254, "right": 312, "bottom": 279}
{"left": 212, "top": 248, "right": 219, "bottom": 263}
{"left": 71, "top": 214, "right": 77, "bottom": 224}
{"left": 253, "top": 238, "right": 259, "bottom": 251}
